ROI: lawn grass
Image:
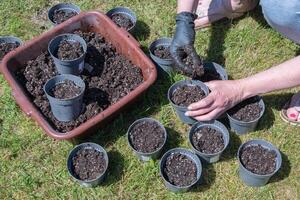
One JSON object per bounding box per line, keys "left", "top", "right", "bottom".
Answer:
{"left": 1, "top": 0, "right": 300, "bottom": 199}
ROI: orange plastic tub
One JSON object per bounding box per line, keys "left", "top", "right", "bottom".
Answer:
{"left": 0, "top": 11, "right": 157, "bottom": 140}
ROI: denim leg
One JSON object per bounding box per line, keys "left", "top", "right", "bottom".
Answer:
{"left": 260, "top": 0, "right": 300, "bottom": 44}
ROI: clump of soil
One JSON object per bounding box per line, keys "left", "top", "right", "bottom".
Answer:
{"left": 228, "top": 97, "right": 262, "bottom": 122}
{"left": 129, "top": 120, "right": 165, "bottom": 153}
{"left": 72, "top": 148, "right": 106, "bottom": 181}
{"left": 240, "top": 144, "right": 277, "bottom": 175}
{"left": 171, "top": 85, "right": 206, "bottom": 107}
{"left": 192, "top": 127, "right": 224, "bottom": 154}
{"left": 153, "top": 46, "right": 171, "bottom": 59}
{"left": 15, "top": 30, "right": 143, "bottom": 133}
{"left": 111, "top": 13, "right": 133, "bottom": 30}
{"left": 178, "top": 46, "right": 204, "bottom": 78}
{"left": 53, "top": 9, "right": 78, "bottom": 24}
{"left": 164, "top": 153, "right": 197, "bottom": 187}
{"left": 0, "top": 42, "right": 20, "bottom": 60}
{"left": 49, "top": 80, "right": 81, "bottom": 99}
{"left": 57, "top": 40, "right": 84, "bottom": 60}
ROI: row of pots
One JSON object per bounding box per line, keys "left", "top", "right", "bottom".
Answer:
{"left": 48, "top": 3, "right": 137, "bottom": 33}
{"left": 66, "top": 118, "right": 282, "bottom": 192}
{"left": 168, "top": 80, "right": 265, "bottom": 135}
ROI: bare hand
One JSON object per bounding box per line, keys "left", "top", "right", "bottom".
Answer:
{"left": 185, "top": 80, "right": 246, "bottom": 121}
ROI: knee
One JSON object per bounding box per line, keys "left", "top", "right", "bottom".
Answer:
{"left": 261, "top": 0, "right": 300, "bottom": 26}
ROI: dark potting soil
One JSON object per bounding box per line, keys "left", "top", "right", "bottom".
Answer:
{"left": 111, "top": 13, "right": 133, "bottom": 30}
{"left": 72, "top": 148, "right": 106, "bottom": 181}
{"left": 15, "top": 30, "right": 143, "bottom": 133}
{"left": 240, "top": 144, "right": 277, "bottom": 175}
{"left": 179, "top": 46, "right": 204, "bottom": 78}
{"left": 49, "top": 80, "right": 81, "bottom": 99}
{"left": 0, "top": 42, "right": 20, "bottom": 60}
{"left": 129, "top": 120, "right": 165, "bottom": 153}
{"left": 197, "top": 68, "right": 221, "bottom": 82}
{"left": 164, "top": 153, "right": 197, "bottom": 187}
{"left": 153, "top": 46, "right": 171, "bottom": 59}
{"left": 192, "top": 126, "right": 224, "bottom": 154}
{"left": 53, "top": 9, "right": 78, "bottom": 24}
{"left": 57, "top": 40, "right": 84, "bottom": 60}
{"left": 171, "top": 85, "right": 206, "bottom": 107}
{"left": 228, "top": 97, "right": 262, "bottom": 122}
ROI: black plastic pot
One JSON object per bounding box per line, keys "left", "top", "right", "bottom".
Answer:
{"left": 159, "top": 148, "right": 202, "bottom": 193}
{"left": 149, "top": 37, "right": 173, "bottom": 76}
{"left": 48, "top": 3, "right": 80, "bottom": 26}
{"left": 48, "top": 33, "right": 87, "bottom": 75}
{"left": 168, "top": 80, "right": 209, "bottom": 124}
{"left": 67, "top": 142, "right": 109, "bottom": 187}
{"left": 237, "top": 139, "right": 282, "bottom": 187}
{"left": 44, "top": 74, "right": 85, "bottom": 122}
{"left": 127, "top": 118, "right": 167, "bottom": 161}
{"left": 0, "top": 36, "right": 22, "bottom": 62}
{"left": 189, "top": 120, "right": 229, "bottom": 163}
{"left": 227, "top": 96, "right": 265, "bottom": 135}
{"left": 106, "top": 7, "right": 137, "bottom": 33}
{"left": 203, "top": 62, "right": 228, "bottom": 80}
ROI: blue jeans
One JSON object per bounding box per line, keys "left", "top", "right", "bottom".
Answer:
{"left": 260, "top": 0, "right": 300, "bottom": 44}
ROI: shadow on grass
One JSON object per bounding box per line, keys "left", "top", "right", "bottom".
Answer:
{"left": 102, "top": 150, "right": 125, "bottom": 186}
{"left": 221, "top": 131, "right": 242, "bottom": 162}
{"left": 164, "top": 127, "right": 182, "bottom": 151}
{"left": 133, "top": 20, "right": 151, "bottom": 41}
{"left": 192, "top": 163, "right": 216, "bottom": 193}
{"left": 269, "top": 151, "right": 291, "bottom": 183}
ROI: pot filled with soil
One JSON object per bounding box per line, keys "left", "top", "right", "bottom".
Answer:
{"left": 44, "top": 74, "right": 85, "bottom": 122}
{"left": 127, "top": 118, "right": 167, "bottom": 161}
{"left": 48, "top": 33, "right": 87, "bottom": 75}
{"left": 159, "top": 148, "right": 202, "bottom": 193}
{"left": 237, "top": 139, "right": 282, "bottom": 187}
{"left": 48, "top": 3, "right": 80, "bottom": 26}
{"left": 227, "top": 96, "right": 265, "bottom": 134}
{"left": 149, "top": 37, "right": 173, "bottom": 75}
{"left": 0, "top": 36, "right": 22, "bottom": 62}
{"left": 196, "top": 62, "right": 228, "bottom": 82}
{"left": 188, "top": 120, "right": 229, "bottom": 163}
{"left": 106, "top": 7, "right": 137, "bottom": 32}
{"left": 168, "top": 80, "right": 209, "bottom": 124}
{"left": 67, "top": 142, "right": 109, "bottom": 187}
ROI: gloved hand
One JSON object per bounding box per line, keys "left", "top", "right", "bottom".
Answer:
{"left": 170, "top": 12, "right": 203, "bottom": 78}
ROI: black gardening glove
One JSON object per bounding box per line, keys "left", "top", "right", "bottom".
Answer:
{"left": 170, "top": 12, "right": 204, "bottom": 77}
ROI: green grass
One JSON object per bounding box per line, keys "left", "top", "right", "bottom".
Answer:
{"left": 1, "top": 0, "right": 300, "bottom": 199}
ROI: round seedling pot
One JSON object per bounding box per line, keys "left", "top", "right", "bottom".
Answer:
{"left": 168, "top": 80, "right": 209, "bottom": 125}
{"left": 227, "top": 96, "right": 265, "bottom": 135}
{"left": 237, "top": 139, "right": 282, "bottom": 187}
{"left": 48, "top": 33, "right": 87, "bottom": 75}
{"left": 159, "top": 148, "right": 202, "bottom": 193}
{"left": 44, "top": 74, "right": 85, "bottom": 122}
{"left": 106, "top": 7, "right": 137, "bottom": 33}
{"left": 189, "top": 120, "right": 230, "bottom": 163}
{"left": 149, "top": 37, "right": 173, "bottom": 76}
{"left": 127, "top": 118, "right": 167, "bottom": 161}
{"left": 203, "top": 62, "right": 228, "bottom": 81}
{"left": 0, "top": 36, "right": 22, "bottom": 62}
{"left": 67, "top": 142, "right": 109, "bottom": 187}
{"left": 48, "top": 3, "right": 80, "bottom": 26}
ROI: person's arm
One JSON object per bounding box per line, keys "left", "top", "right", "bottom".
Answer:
{"left": 170, "top": 0, "right": 201, "bottom": 77}
{"left": 177, "top": 0, "right": 199, "bottom": 13}
{"left": 185, "top": 55, "right": 300, "bottom": 121}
